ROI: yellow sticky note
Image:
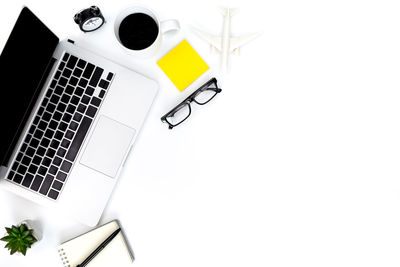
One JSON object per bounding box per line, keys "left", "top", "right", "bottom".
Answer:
{"left": 157, "top": 40, "right": 209, "bottom": 91}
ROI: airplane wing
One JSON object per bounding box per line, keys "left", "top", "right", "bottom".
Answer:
{"left": 192, "top": 27, "right": 222, "bottom": 51}
{"left": 230, "top": 32, "right": 262, "bottom": 52}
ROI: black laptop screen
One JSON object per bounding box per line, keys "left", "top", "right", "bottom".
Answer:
{"left": 0, "top": 7, "right": 59, "bottom": 166}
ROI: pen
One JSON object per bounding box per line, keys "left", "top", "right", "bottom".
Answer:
{"left": 76, "top": 228, "right": 121, "bottom": 267}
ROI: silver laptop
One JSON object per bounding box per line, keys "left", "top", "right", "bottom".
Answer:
{"left": 0, "top": 7, "right": 158, "bottom": 226}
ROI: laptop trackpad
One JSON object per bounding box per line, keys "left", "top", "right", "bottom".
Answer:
{"left": 80, "top": 116, "right": 136, "bottom": 178}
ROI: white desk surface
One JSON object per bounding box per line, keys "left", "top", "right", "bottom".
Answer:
{"left": 1, "top": 0, "right": 400, "bottom": 266}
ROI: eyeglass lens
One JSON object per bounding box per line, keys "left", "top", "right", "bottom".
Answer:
{"left": 166, "top": 103, "right": 191, "bottom": 126}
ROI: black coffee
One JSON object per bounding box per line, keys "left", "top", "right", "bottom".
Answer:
{"left": 119, "top": 13, "right": 158, "bottom": 50}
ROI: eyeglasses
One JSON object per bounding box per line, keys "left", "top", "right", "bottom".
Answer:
{"left": 161, "top": 78, "right": 222, "bottom": 129}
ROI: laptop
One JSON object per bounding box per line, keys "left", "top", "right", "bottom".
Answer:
{"left": 0, "top": 7, "right": 158, "bottom": 226}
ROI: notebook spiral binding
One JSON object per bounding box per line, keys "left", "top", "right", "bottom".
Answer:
{"left": 58, "top": 248, "right": 71, "bottom": 267}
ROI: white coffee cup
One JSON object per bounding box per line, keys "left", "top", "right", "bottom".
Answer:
{"left": 114, "top": 6, "right": 180, "bottom": 58}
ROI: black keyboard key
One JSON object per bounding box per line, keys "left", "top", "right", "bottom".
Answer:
{"left": 39, "top": 174, "right": 54, "bottom": 195}
{"left": 77, "top": 104, "right": 87, "bottom": 113}
{"left": 40, "top": 138, "right": 50, "bottom": 148}
{"left": 66, "top": 55, "right": 78, "bottom": 69}
{"left": 86, "top": 106, "right": 97, "bottom": 118}
{"left": 17, "top": 165, "right": 27, "bottom": 175}
{"left": 62, "top": 53, "right": 69, "bottom": 61}
{"left": 77, "top": 59, "right": 86, "bottom": 69}
{"left": 65, "top": 85, "right": 74, "bottom": 95}
{"left": 20, "top": 143, "right": 28, "bottom": 153}
{"left": 42, "top": 97, "right": 49, "bottom": 107}
{"left": 34, "top": 129, "right": 44, "bottom": 140}
{"left": 62, "top": 68, "right": 72, "bottom": 78}
{"left": 11, "top": 162, "right": 19, "bottom": 171}
{"left": 66, "top": 104, "right": 76, "bottom": 114}
{"left": 30, "top": 138, "right": 40, "bottom": 148}
{"left": 50, "top": 80, "right": 57, "bottom": 88}
{"left": 71, "top": 96, "right": 80, "bottom": 105}
{"left": 53, "top": 157, "right": 62, "bottom": 167}
{"left": 38, "top": 166, "right": 48, "bottom": 176}
{"left": 99, "top": 90, "right": 106, "bottom": 98}
{"left": 61, "top": 94, "right": 71, "bottom": 104}
{"left": 82, "top": 63, "right": 95, "bottom": 79}
{"left": 73, "top": 112, "right": 82, "bottom": 122}
{"left": 7, "top": 171, "right": 14, "bottom": 180}
{"left": 91, "top": 97, "right": 101, "bottom": 107}
{"left": 32, "top": 156, "right": 42, "bottom": 165}
{"left": 52, "top": 180, "right": 63, "bottom": 191}
{"left": 78, "top": 78, "right": 88, "bottom": 88}
{"left": 48, "top": 121, "right": 58, "bottom": 131}
{"left": 53, "top": 111, "right": 62, "bottom": 121}
{"left": 69, "top": 76, "right": 79, "bottom": 86}
{"left": 33, "top": 116, "right": 40, "bottom": 125}
{"left": 16, "top": 152, "right": 23, "bottom": 162}
{"left": 75, "top": 87, "right": 84, "bottom": 96}
{"left": 49, "top": 165, "right": 58, "bottom": 175}
{"left": 22, "top": 173, "right": 34, "bottom": 188}
{"left": 24, "top": 134, "right": 33, "bottom": 144}
{"left": 45, "top": 90, "right": 53, "bottom": 99}
{"left": 26, "top": 147, "right": 35, "bottom": 157}
{"left": 48, "top": 189, "right": 60, "bottom": 200}
{"left": 42, "top": 112, "right": 52, "bottom": 122}
{"left": 44, "top": 129, "right": 55, "bottom": 141}
{"left": 98, "top": 79, "right": 109, "bottom": 89}
{"left": 46, "top": 103, "right": 56, "bottom": 113}
{"left": 62, "top": 113, "right": 72, "bottom": 123}
{"left": 57, "top": 148, "right": 67, "bottom": 157}
{"left": 66, "top": 116, "right": 92, "bottom": 162}
{"left": 38, "top": 106, "right": 46, "bottom": 117}
{"left": 60, "top": 161, "right": 72, "bottom": 173}
{"left": 28, "top": 164, "right": 38, "bottom": 174}
{"left": 58, "top": 62, "right": 65, "bottom": 70}
{"left": 65, "top": 130, "right": 74, "bottom": 140}
{"left": 59, "top": 122, "right": 68, "bottom": 131}
{"left": 13, "top": 174, "right": 23, "bottom": 184}
{"left": 42, "top": 157, "right": 51, "bottom": 167}
{"left": 21, "top": 155, "right": 31, "bottom": 166}
{"left": 56, "top": 102, "right": 67, "bottom": 113}
{"left": 37, "top": 147, "right": 46, "bottom": 157}
{"left": 59, "top": 77, "right": 68, "bottom": 87}
{"left": 81, "top": 95, "right": 90, "bottom": 104}
{"left": 54, "top": 71, "right": 61, "bottom": 80}
{"left": 56, "top": 171, "right": 67, "bottom": 182}
{"left": 50, "top": 94, "right": 60, "bottom": 104}
{"left": 73, "top": 68, "right": 83, "bottom": 77}
{"left": 89, "top": 67, "right": 103, "bottom": 87}
{"left": 46, "top": 148, "right": 56, "bottom": 158}
{"left": 54, "top": 86, "right": 64, "bottom": 95}
{"left": 106, "top": 72, "right": 114, "bottom": 81}
{"left": 69, "top": 121, "right": 79, "bottom": 131}
{"left": 30, "top": 175, "right": 44, "bottom": 191}
{"left": 38, "top": 121, "right": 48, "bottom": 131}
{"left": 50, "top": 140, "right": 60, "bottom": 150}
{"left": 61, "top": 139, "right": 71, "bottom": 149}
{"left": 54, "top": 130, "right": 64, "bottom": 140}
{"left": 85, "top": 86, "right": 95, "bottom": 96}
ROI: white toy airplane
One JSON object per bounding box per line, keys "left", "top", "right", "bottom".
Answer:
{"left": 192, "top": 8, "right": 261, "bottom": 72}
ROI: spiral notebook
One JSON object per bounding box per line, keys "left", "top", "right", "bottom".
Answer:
{"left": 58, "top": 220, "right": 134, "bottom": 267}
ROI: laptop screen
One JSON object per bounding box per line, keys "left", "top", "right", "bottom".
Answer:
{"left": 0, "top": 7, "right": 59, "bottom": 167}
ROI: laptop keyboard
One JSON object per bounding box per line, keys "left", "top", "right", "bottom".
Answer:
{"left": 6, "top": 52, "right": 114, "bottom": 200}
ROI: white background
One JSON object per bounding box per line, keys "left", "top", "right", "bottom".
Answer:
{"left": 1, "top": 0, "right": 400, "bottom": 266}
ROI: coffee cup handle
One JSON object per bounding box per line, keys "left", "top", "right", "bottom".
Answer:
{"left": 160, "top": 19, "right": 180, "bottom": 35}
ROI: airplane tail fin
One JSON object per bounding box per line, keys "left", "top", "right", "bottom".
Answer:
{"left": 218, "top": 7, "right": 239, "bottom": 17}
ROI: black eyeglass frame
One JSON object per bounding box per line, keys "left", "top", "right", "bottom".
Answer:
{"left": 161, "top": 78, "right": 222, "bottom": 129}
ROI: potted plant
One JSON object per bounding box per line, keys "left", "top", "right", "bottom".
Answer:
{"left": 1, "top": 222, "right": 38, "bottom": 255}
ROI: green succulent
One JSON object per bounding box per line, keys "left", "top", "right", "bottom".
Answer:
{"left": 1, "top": 224, "right": 37, "bottom": 255}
